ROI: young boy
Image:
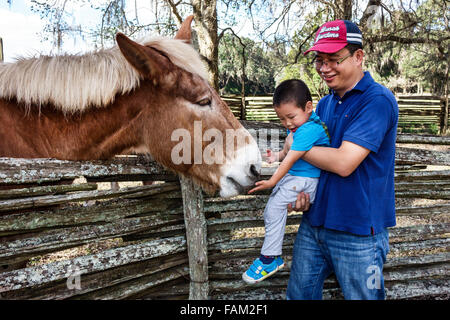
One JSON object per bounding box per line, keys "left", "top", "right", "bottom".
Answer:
{"left": 242, "top": 79, "right": 330, "bottom": 284}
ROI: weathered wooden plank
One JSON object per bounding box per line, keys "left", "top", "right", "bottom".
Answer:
{"left": 0, "top": 182, "right": 180, "bottom": 212}
{"left": 0, "top": 236, "right": 186, "bottom": 292}
{"left": 396, "top": 203, "right": 450, "bottom": 215}
{"left": 0, "top": 156, "right": 175, "bottom": 186}
{"left": 385, "top": 278, "right": 450, "bottom": 300}
{"left": 389, "top": 238, "right": 450, "bottom": 253}
{"left": 204, "top": 196, "right": 269, "bottom": 212}
{"left": 0, "top": 214, "right": 184, "bottom": 265}
{"left": 396, "top": 95, "right": 441, "bottom": 100}
{"left": 135, "top": 280, "right": 189, "bottom": 299}
{"left": 0, "top": 196, "right": 183, "bottom": 235}
{"left": 396, "top": 134, "right": 450, "bottom": 145}
{"left": 121, "top": 221, "right": 186, "bottom": 242}
{"left": 394, "top": 181, "right": 450, "bottom": 191}
{"left": 398, "top": 110, "right": 441, "bottom": 116}
{"left": 0, "top": 252, "right": 188, "bottom": 300}
{"left": 179, "top": 176, "right": 209, "bottom": 300}
{"left": 396, "top": 147, "right": 450, "bottom": 165}
{"left": 0, "top": 183, "right": 98, "bottom": 200}
{"left": 394, "top": 170, "right": 450, "bottom": 181}
{"left": 395, "top": 189, "right": 450, "bottom": 199}
{"left": 73, "top": 265, "right": 190, "bottom": 300}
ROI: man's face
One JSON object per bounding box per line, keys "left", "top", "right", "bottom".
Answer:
{"left": 313, "top": 47, "right": 363, "bottom": 97}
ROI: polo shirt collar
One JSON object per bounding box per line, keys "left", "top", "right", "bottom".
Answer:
{"left": 329, "top": 71, "right": 374, "bottom": 97}
{"left": 353, "top": 71, "right": 374, "bottom": 92}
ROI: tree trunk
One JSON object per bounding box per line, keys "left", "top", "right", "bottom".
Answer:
{"left": 440, "top": 63, "right": 449, "bottom": 135}
{"left": 191, "top": 0, "right": 219, "bottom": 90}
{"left": 0, "top": 37, "right": 3, "bottom": 62}
{"left": 335, "top": 0, "right": 352, "bottom": 20}
{"left": 240, "top": 42, "right": 247, "bottom": 120}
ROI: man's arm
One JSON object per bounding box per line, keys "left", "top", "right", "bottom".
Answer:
{"left": 287, "top": 141, "right": 371, "bottom": 212}
{"left": 302, "top": 140, "right": 371, "bottom": 177}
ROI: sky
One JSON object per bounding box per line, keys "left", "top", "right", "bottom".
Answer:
{"left": 0, "top": 0, "right": 314, "bottom": 63}
{"left": 0, "top": 0, "right": 100, "bottom": 62}
{"left": 0, "top": 0, "right": 49, "bottom": 62}
{"left": 0, "top": 0, "right": 265, "bottom": 63}
{"left": 0, "top": 0, "right": 161, "bottom": 62}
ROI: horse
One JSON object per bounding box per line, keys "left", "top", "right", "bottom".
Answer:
{"left": 0, "top": 16, "right": 261, "bottom": 197}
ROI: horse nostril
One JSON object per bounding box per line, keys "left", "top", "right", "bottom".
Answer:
{"left": 249, "top": 164, "right": 260, "bottom": 178}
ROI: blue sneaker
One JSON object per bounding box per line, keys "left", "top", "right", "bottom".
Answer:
{"left": 242, "top": 257, "right": 285, "bottom": 284}
{"left": 274, "top": 256, "right": 285, "bottom": 269}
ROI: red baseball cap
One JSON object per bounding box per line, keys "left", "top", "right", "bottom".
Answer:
{"left": 304, "top": 20, "right": 363, "bottom": 55}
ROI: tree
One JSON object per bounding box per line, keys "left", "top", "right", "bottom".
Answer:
{"left": 218, "top": 33, "right": 277, "bottom": 95}
{"left": 11, "top": 0, "right": 449, "bottom": 100}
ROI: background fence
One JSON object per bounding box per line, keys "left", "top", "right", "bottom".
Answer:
{"left": 224, "top": 94, "right": 449, "bottom": 135}
{"left": 0, "top": 122, "right": 449, "bottom": 300}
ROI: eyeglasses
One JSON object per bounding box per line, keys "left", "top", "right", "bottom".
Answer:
{"left": 312, "top": 53, "right": 352, "bottom": 69}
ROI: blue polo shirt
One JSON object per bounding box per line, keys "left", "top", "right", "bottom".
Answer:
{"left": 304, "top": 71, "right": 398, "bottom": 235}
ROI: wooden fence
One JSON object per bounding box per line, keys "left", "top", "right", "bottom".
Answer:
{"left": 0, "top": 122, "right": 449, "bottom": 300}
{"left": 224, "top": 94, "right": 449, "bottom": 134}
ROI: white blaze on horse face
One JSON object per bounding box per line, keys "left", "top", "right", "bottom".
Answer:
{"left": 219, "top": 129, "right": 262, "bottom": 197}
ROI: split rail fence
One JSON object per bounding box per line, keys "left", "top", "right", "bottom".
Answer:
{"left": 0, "top": 121, "right": 449, "bottom": 300}
{"left": 224, "top": 94, "right": 449, "bottom": 134}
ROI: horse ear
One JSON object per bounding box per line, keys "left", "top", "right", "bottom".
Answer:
{"left": 116, "top": 32, "right": 165, "bottom": 78}
{"left": 174, "top": 15, "right": 194, "bottom": 42}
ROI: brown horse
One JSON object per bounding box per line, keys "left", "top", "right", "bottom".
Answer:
{"left": 0, "top": 16, "right": 261, "bottom": 197}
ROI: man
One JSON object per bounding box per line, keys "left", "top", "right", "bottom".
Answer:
{"left": 286, "top": 20, "right": 398, "bottom": 300}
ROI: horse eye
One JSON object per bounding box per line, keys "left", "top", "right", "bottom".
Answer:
{"left": 196, "top": 98, "right": 211, "bottom": 107}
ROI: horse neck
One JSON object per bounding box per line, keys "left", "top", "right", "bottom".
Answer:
{"left": 67, "top": 99, "right": 147, "bottom": 160}
{"left": 80, "top": 97, "right": 146, "bottom": 159}
{"left": 0, "top": 97, "right": 146, "bottom": 160}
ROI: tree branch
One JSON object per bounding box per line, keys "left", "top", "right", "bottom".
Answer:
{"left": 164, "top": 0, "right": 183, "bottom": 24}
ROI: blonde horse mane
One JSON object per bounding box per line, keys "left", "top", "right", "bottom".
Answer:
{"left": 0, "top": 36, "right": 208, "bottom": 114}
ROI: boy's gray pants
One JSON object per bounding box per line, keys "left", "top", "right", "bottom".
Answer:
{"left": 261, "top": 174, "right": 319, "bottom": 257}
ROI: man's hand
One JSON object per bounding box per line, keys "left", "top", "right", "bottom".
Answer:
{"left": 287, "top": 192, "right": 311, "bottom": 212}
{"left": 248, "top": 180, "right": 275, "bottom": 194}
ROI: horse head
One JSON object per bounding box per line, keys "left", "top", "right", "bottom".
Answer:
{"left": 116, "top": 16, "right": 261, "bottom": 197}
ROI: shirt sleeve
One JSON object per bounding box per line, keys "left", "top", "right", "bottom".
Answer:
{"left": 342, "top": 95, "right": 395, "bottom": 153}
{"left": 290, "top": 123, "right": 323, "bottom": 151}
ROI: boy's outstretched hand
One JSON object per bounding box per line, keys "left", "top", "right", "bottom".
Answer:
{"left": 248, "top": 180, "right": 275, "bottom": 194}
{"left": 266, "top": 149, "right": 278, "bottom": 164}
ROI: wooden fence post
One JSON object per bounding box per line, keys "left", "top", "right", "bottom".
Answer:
{"left": 440, "top": 96, "right": 449, "bottom": 135}
{"left": 179, "top": 175, "right": 209, "bottom": 299}
{"left": 0, "top": 37, "right": 4, "bottom": 62}
{"left": 240, "top": 95, "right": 247, "bottom": 120}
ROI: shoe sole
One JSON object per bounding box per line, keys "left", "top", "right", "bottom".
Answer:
{"left": 242, "top": 263, "right": 285, "bottom": 284}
